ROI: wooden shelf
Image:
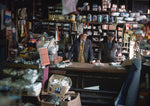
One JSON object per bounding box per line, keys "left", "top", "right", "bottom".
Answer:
{"left": 89, "top": 22, "right": 113, "bottom": 25}
{"left": 4, "top": 62, "right": 39, "bottom": 69}
{"left": 79, "top": 10, "right": 109, "bottom": 15}
{"left": 93, "top": 35, "right": 101, "bottom": 37}
{"left": 32, "top": 19, "right": 73, "bottom": 23}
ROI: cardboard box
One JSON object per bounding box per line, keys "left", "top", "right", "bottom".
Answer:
{"left": 40, "top": 94, "right": 58, "bottom": 106}
{"left": 60, "top": 93, "right": 81, "bottom": 106}
{"left": 47, "top": 74, "right": 72, "bottom": 97}
{"left": 109, "top": 24, "right": 116, "bottom": 30}
{"left": 41, "top": 100, "right": 56, "bottom": 106}
{"left": 118, "top": 31, "right": 123, "bottom": 37}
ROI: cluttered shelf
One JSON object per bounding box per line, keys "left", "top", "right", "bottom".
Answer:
{"left": 32, "top": 19, "right": 73, "bottom": 23}
{"left": 50, "top": 62, "right": 128, "bottom": 73}
{"left": 3, "top": 62, "right": 39, "bottom": 69}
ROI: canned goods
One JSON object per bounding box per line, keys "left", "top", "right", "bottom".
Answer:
{"left": 82, "top": 15, "right": 86, "bottom": 22}
{"left": 87, "top": 14, "right": 92, "bottom": 22}
{"left": 103, "top": 15, "right": 109, "bottom": 23}
{"left": 77, "top": 15, "right": 82, "bottom": 22}
{"left": 70, "top": 14, "right": 75, "bottom": 21}
{"left": 93, "top": 15, "right": 97, "bottom": 22}
{"left": 109, "top": 16, "right": 115, "bottom": 23}
{"left": 72, "top": 21, "right": 76, "bottom": 31}
{"left": 97, "top": 15, "right": 102, "bottom": 23}
{"left": 93, "top": 4, "right": 98, "bottom": 11}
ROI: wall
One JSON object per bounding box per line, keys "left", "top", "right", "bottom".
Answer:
{"left": 132, "top": 0, "right": 149, "bottom": 13}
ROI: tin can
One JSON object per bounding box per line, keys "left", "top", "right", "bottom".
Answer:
{"left": 103, "top": 15, "right": 109, "bottom": 23}
{"left": 109, "top": 16, "right": 115, "bottom": 23}
{"left": 93, "top": 4, "right": 98, "bottom": 11}
{"left": 70, "top": 14, "right": 75, "bottom": 22}
{"left": 72, "top": 21, "right": 77, "bottom": 31}
{"left": 82, "top": 15, "right": 86, "bottom": 22}
{"left": 77, "top": 15, "right": 82, "bottom": 22}
{"left": 87, "top": 14, "right": 92, "bottom": 22}
{"left": 93, "top": 15, "right": 97, "bottom": 22}
{"left": 97, "top": 15, "right": 102, "bottom": 23}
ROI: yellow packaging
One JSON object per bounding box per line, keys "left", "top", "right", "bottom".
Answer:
{"left": 70, "top": 14, "right": 75, "bottom": 22}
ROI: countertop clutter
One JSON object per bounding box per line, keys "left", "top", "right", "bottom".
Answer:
{"left": 0, "top": 0, "right": 150, "bottom": 106}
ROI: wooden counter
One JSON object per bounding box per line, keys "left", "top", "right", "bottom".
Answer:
{"left": 49, "top": 62, "right": 128, "bottom": 89}
{"left": 64, "top": 62, "right": 127, "bottom": 73}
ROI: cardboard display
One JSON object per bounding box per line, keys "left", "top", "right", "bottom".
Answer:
{"left": 60, "top": 93, "right": 81, "bottom": 106}
{"left": 47, "top": 74, "right": 72, "bottom": 97}
{"left": 40, "top": 92, "right": 81, "bottom": 106}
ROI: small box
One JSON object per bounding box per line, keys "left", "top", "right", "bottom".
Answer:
{"left": 54, "top": 56, "right": 63, "bottom": 64}
{"left": 102, "top": 24, "right": 108, "bottom": 30}
{"left": 47, "top": 74, "right": 72, "bottom": 97}
{"left": 118, "top": 31, "right": 123, "bottom": 37}
{"left": 109, "top": 24, "right": 116, "bottom": 30}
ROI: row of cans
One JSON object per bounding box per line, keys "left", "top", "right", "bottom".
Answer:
{"left": 77, "top": 14, "right": 115, "bottom": 23}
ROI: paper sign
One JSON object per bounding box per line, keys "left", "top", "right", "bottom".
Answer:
{"left": 39, "top": 47, "right": 50, "bottom": 66}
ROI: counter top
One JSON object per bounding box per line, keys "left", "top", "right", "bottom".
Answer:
{"left": 50, "top": 62, "right": 128, "bottom": 74}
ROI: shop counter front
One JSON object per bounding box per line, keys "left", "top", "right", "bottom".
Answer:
{"left": 49, "top": 62, "right": 129, "bottom": 89}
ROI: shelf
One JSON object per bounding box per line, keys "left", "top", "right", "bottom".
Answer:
{"left": 4, "top": 62, "right": 39, "bottom": 69}
{"left": 122, "top": 52, "right": 129, "bottom": 54}
{"left": 79, "top": 10, "right": 109, "bottom": 15}
{"left": 89, "top": 22, "right": 112, "bottom": 25}
{"left": 83, "top": 28, "right": 92, "bottom": 30}
{"left": 122, "top": 47, "right": 129, "bottom": 48}
{"left": 92, "top": 29, "right": 99, "bottom": 31}
{"left": 108, "top": 30, "right": 116, "bottom": 32}
{"left": 92, "top": 41, "right": 100, "bottom": 43}
{"left": 93, "top": 35, "right": 101, "bottom": 37}
{"left": 32, "top": 19, "right": 73, "bottom": 23}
